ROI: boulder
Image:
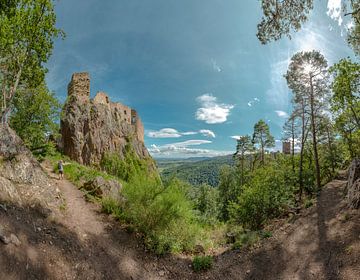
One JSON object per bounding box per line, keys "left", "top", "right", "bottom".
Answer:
{"left": 0, "top": 124, "right": 59, "bottom": 209}
{"left": 347, "top": 159, "right": 360, "bottom": 209}
{"left": 82, "top": 176, "right": 123, "bottom": 201}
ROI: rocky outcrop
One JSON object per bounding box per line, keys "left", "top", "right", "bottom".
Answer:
{"left": 82, "top": 176, "right": 123, "bottom": 201}
{"left": 60, "top": 72, "right": 151, "bottom": 167}
{"left": 0, "top": 124, "right": 59, "bottom": 208}
{"left": 347, "top": 159, "right": 360, "bottom": 209}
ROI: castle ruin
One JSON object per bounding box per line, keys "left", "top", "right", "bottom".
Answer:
{"left": 60, "top": 72, "right": 148, "bottom": 165}
{"left": 66, "top": 72, "right": 144, "bottom": 143}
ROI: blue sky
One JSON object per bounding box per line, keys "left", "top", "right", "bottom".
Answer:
{"left": 46, "top": 0, "right": 355, "bottom": 158}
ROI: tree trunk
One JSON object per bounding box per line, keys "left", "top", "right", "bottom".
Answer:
{"left": 309, "top": 76, "right": 321, "bottom": 191}
{"left": 1, "top": 68, "right": 22, "bottom": 124}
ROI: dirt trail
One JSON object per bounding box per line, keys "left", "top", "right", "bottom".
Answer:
{"left": 205, "top": 179, "right": 360, "bottom": 280}
{"left": 0, "top": 165, "right": 191, "bottom": 280}
{"left": 1, "top": 169, "right": 359, "bottom": 280}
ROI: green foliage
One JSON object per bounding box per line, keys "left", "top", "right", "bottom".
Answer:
{"left": 0, "top": 0, "right": 64, "bottom": 121}
{"left": 189, "top": 184, "right": 220, "bottom": 226}
{"left": 218, "top": 165, "right": 242, "bottom": 221}
{"left": 160, "top": 155, "right": 234, "bottom": 187}
{"left": 192, "top": 255, "right": 213, "bottom": 272}
{"left": 9, "top": 83, "right": 60, "bottom": 156}
{"left": 232, "top": 231, "right": 260, "bottom": 249}
{"left": 101, "top": 197, "right": 123, "bottom": 219}
{"left": 330, "top": 58, "right": 360, "bottom": 158}
{"left": 120, "top": 177, "right": 204, "bottom": 255}
{"left": 48, "top": 154, "right": 119, "bottom": 188}
{"left": 229, "top": 162, "right": 295, "bottom": 230}
{"left": 252, "top": 119, "right": 275, "bottom": 163}
{"left": 101, "top": 144, "right": 155, "bottom": 182}
{"left": 257, "top": 0, "right": 313, "bottom": 44}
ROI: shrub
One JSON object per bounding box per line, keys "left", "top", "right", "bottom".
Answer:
{"left": 192, "top": 255, "right": 213, "bottom": 272}
{"left": 120, "top": 177, "right": 204, "bottom": 255}
{"left": 188, "top": 183, "right": 221, "bottom": 226}
{"left": 100, "top": 143, "right": 156, "bottom": 182}
{"left": 228, "top": 163, "right": 294, "bottom": 230}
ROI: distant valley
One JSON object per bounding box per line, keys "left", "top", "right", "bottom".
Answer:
{"left": 157, "top": 155, "right": 234, "bottom": 187}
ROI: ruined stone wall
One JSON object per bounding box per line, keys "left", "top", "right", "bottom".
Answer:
{"left": 68, "top": 72, "right": 90, "bottom": 98}
{"left": 61, "top": 72, "right": 147, "bottom": 166}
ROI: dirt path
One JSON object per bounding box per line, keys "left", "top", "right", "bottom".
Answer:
{"left": 203, "top": 179, "right": 360, "bottom": 280}
{"left": 1, "top": 170, "right": 359, "bottom": 280}
{"left": 0, "top": 166, "right": 192, "bottom": 280}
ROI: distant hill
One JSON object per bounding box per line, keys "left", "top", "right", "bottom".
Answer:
{"left": 157, "top": 155, "right": 235, "bottom": 187}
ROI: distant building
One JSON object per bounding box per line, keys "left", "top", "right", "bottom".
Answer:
{"left": 282, "top": 141, "right": 291, "bottom": 154}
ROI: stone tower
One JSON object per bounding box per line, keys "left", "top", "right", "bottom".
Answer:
{"left": 67, "top": 72, "right": 90, "bottom": 99}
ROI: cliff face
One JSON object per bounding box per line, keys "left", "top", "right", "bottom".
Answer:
{"left": 60, "top": 72, "right": 150, "bottom": 166}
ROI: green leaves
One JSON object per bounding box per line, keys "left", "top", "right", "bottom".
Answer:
{"left": 0, "top": 0, "right": 64, "bottom": 121}
{"left": 257, "top": 0, "right": 313, "bottom": 44}
{"left": 9, "top": 83, "right": 60, "bottom": 154}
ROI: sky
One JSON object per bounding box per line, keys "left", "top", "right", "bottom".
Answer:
{"left": 46, "top": 0, "right": 355, "bottom": 158}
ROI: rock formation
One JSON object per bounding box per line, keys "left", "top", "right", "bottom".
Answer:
{"left": 347, "top": 158, "right": 360, "bottom": 209}
{"left": 0, "top": 124, "right": 59, "bottom": 208}
{"left": 60, "top": 72, "right": 151, "bottom": 166}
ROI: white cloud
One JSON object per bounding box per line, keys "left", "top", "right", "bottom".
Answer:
{"left": 247, "top": 97, "right": 260, "bottom": 107}
{"left": 211, "top": 58, "right": 222, "bottom": 72}
{"left": 195, "top": 94, "right": 234, "bottom": 124}
{"left": 147, "top": 128, "right": 199, "bottom": 138}
{"left": 147, "top": 128, "right": 182, "bottom": 138}
{"left": 275, "top": 110, "right": 289, "bottom": 118}
{"left": 230, "top": 135, "right": 241, "bottom": 140}
{"left": 182, "top": 131, "right": 197, "bottom": 136}
{"left": 148, "top": 139, "right": 231, "bottom": 158}
{"left": 327, "top": 0, "right": 343, "bottom": 26}
{"left": 199, "top": 129, "right": 216, "bottom": 138}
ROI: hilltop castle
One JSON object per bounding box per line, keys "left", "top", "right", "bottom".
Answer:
{"left": 60, "top": 72, "right": 149, "bottom": 166}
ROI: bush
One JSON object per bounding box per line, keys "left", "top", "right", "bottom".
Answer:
{"left": 192, "top": 255, "right": 213, "bottom": 272}
{"left": 120, "top": 177, "right": 204, "bottom": 255}
{"left": 100, "top": 143, "right": 156, "bottom": 182}
{"left": 188, "top": 183, "right": 221, "bottom": 226}
{"left": 228, "top": 163, "right": 294, "bottom": 230}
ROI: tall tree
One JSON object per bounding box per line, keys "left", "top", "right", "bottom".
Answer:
{"left": 282, "top": 112, "right": 301, "bottom": 173}
{"left": 234, "top": 135, "right": 254, "bottom": 185}
{"left": 257, "top": 0, "right": 360, "bottom": 55}
{"left": 0, "top": 0, "right": 63, "bottom": 123}
{"left": 252, "top": 119, "right": 275, "bottom": 164}
{"left": 10, "top": 83, "right": 60, "bottom": 153}
{"left": 257, "top": 0, "right": 313, "bottom": 44}
{"left": 286, "top": 50, "right": 330, "bottom": 191}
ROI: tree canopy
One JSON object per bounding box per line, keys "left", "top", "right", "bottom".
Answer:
{"left": 0, "top": 0, "right": 63, "bottom": 123}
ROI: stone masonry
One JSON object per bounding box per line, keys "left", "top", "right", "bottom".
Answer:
{"left": 60, "top": 72, "right": 150, "bottom": 166}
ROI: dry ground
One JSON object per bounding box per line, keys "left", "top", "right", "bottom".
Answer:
{"left": 1, "top": 168, "right": 359, "bottom": 280}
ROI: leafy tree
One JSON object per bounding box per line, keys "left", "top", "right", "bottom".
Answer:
{"left": 257, "top": 0, "right": 313, "bottom": 44}
{"left": 286, "top": 50, "right": 330, "bottom": 191}
{"left": 234, "top": 135, "right": 254, "bottom": 185}
{"left": 252, "top": 119, "right": 275, "bottom": 164}
{"left": 347, "top": 0, "right": 360, "bottom": 54}
{"left": 10, "top": 83, "right": 60, "bottom": 154}
{"left": 0, "top": 0, "right": 63, "bottom": 123}
{"left": 330, "top": 58, "right": 360, "bottom": 129}
{"left": 282, "top": 112, "right": 301, "bottom": 173}
{"left": 257, "top": 0, "right": 360, "bottom": 55}
{"left": 190, "top": 184, "right": 220, "bottom": 226}
{"left": 218, "top": 165, "right": 241, "bottom": 221}
{"left": 229, "top": 162, "right": 294, "bottom": 230}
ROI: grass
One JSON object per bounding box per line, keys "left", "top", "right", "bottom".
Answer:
{"left": 192, "top": 255, "right": 213, "bottom": 272}
{"left": 47, "top": 153, "right": 123, "bottom": 188}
